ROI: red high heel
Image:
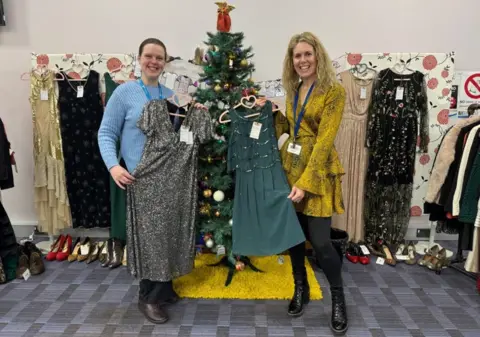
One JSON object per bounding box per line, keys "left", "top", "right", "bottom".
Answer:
{"left": 56, "top": 235, "right": 72, "bottom": 261}
{"left": 345, "top": 243, "right": 359, "bottom": 264}
{"left": 45, "top": 235, "right": 66, "bottom": 261}
{"left": 356, "top": 242, "right": 371, "bottom": 265}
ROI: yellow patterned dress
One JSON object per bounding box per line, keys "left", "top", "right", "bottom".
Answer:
{"left": 29, "top": 70, "right": 72, "bottom": 234}
{"left": 275, "top": 83, "right": 346, "bottom": 217}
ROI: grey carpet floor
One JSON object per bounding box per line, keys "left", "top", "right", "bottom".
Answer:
{"left": 0, "top": 247, "right": 479, "bottom": 337}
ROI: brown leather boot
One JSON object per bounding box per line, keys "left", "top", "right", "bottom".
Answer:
{"left": 24, "top": 242, "right": 45, "bottom": 275}
{"left": 16, "top": 245, "right": 29, "bottom": 279}
{"left": 138, "top": 300, "right": 169, "bottom": 324}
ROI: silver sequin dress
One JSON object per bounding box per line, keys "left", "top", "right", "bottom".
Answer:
{"left": 126, "top": 100, "right": 213, "bottom": 282}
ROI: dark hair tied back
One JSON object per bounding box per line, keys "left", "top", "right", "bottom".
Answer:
{"left": 138, "top": 38, "right": 167, "bottom": 57}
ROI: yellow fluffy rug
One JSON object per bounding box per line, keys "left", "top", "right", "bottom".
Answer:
{"left": 173, "top": 254, "right": 322, "bottom": 300}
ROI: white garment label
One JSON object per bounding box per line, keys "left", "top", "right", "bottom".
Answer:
{"left": 287, "top": 143, "right": 302, "bottom": 155}
{"left": 23, "top": 269, "right": 31, "bottom": 281}
{"left": 250, "top": 122, "right": 262, "bottom": 139}
{"left": 77, "top": 86, "right": 84, "bottom": 98}
{"left": 360, "top": 87, "right": 367, "bottom": 100}
{"left": 395, "top": 86, "right": 404, "bottom": 100}
{"left": 376, "top": 257, "right": 385, "bottom": 265}
{"left": 277, "top": 255, "right": 285, "bottom": 264}
{"left": 40, "top": 89, "right": 49, "bottom": 101}
{"left": 180, "top": 126, "right": 189, "bottom": 143}
{"left": 359, "top": 245, "right": 370, "bottom": 255}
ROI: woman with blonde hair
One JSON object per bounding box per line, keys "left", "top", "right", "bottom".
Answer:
{"left": 267, "top": 32, "right": 348, "bottom": 334}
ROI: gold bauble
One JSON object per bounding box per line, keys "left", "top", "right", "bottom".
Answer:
{"left": 223, "top": 83, "right": 230, "bottom": 90}
{"left": 251, "top": 88, "right": 258, "bottom": 95}
{"left": 203, "top": 189, "right": 212, "bottom": 198}
{"left": 247, "top": 77, "right": 254, "bottom": 84}
{"left": 235, "top": 261, "right": 245, "bottom": 271}
{"left": 207, "top": 156, "right": 213, "bottom": 163}
{"left": 203, "top": 175, "right": 209, "bottom": 181}
{"left": 215, "top": 210, "right": 221, "bottom": 217}
{"left": 240, "top": 59, "right": 248, "bottom": 67}
{"left": 214, "top": 84, "right": 222, "bottom": 92}
{"left": 200, "top": 204, "right": 211, "bottom": 215}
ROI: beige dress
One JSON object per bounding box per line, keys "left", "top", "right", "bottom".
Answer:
{"left": 332, "top": 70, "right": 373, "bottom": 242}
{"left": 30, "top": 70, "right": 72, "bottom": 234}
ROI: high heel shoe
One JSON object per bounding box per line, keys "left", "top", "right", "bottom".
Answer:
{"left": 417, "top": 245, "right": 439, "bottom": 266}
{"left": 86, "top": 241, "right": 103, "bottom": 264}
{"left": 0, "top": 257, "right": 6, "bottom": 284}
{"left": 345, "top": 243, "right": 359, "bottom": 264}
{"left": 356, "top": 243, "right": 370, "bottom": 265}
{"left": 56, "top": 235, "right": 72, "bottom": 261}
{"left": 426, "top": 248, "right": 448, "bottom": 272}
{"left": 68, "top": 238, "right": 81, "bottom": 262}
{"left": 405, "top": 241, "right": 417, "bottom": 265}
{"left": 381, "top": 244, "right": 396, "bottom": 266}
{"left": 45, "top": 235, "right": 66, "bottom": 261}
{"left": 16, "top": 245, "right": 29, "bottom": 279}
{"left": 101, "top": 238, "right": 113, "bottom": 268}
{"left": 77, "top": 237, "right": 91, "bottom": 262}
{"left": 109, "top": 238, "right": 124, "bottom": 269}
{"left": 122, "top": 246, "right": 127, "bottom": 266}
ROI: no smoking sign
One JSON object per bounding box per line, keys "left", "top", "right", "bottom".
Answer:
{"left": 458, "top": 71, "right": 480, "bottom": 111}
{"left": 463, "top": 73, "right": 480, "bottom": 99}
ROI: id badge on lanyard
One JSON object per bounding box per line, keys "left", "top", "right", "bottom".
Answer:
{"left": 138, "top": 79, "right": 163, "bottom": 101}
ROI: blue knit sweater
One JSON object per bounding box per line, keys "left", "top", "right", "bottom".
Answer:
{"left": 98, "top": 80, "right": 174, "bottom": 172}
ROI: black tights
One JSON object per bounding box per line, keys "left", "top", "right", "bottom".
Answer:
{"left": 289, "top": 213, "right": 343, "bottom": 288}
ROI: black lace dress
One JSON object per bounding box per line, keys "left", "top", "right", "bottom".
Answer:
{"left": 364, "top": 69, "right": 429, "bottom": 244}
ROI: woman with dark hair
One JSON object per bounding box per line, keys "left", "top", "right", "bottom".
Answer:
{"left": 98, "top": 38, "right": 208, "bottom": 324}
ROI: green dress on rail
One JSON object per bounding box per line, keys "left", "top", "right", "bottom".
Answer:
{"left": 227, "top": 101, "right": 305, "bottom": 256}
{"left": 104, "top": 73, "right": 126, "bottom": 242}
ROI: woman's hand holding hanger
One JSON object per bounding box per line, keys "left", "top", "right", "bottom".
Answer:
{"left": 191, "top": 101, "right": 208, "bottom": 111}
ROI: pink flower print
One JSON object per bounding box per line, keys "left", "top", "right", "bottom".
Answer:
{"left": 398, "top": 103, "right": 404, "bottom": 108}
{"left": 437, "top": 109, "right": 449, "bottom": 125}
{"left": 410, "top": 206, "right": 422, "bottom": 216}
{"left": 423, "top": 55, "right": 438, "bottom": 70}
{"left": 427, "top": 78, "right": 438, "bottom": 90}
{"left": 419, "top": 154, "right": 430, "bottom": 165}
{"left": 67, "top": 72, "right": 81, "bottom": 79}
{"left": 383, "top": 53, "right": 390, "bottom": 56}
{"left": 129, "top": 71, "right": 136, "bottom": 79}
{"left": 36, "top": 54, "right": 49, "bottom": 66}
{"left": 347, "top": 53, "right": 362, "bottom": 65}
{"left": 441, "top": 70, "right": 449, "bottom": 78}
{"left": 65, "top": 54, "right": 73, "bottom": 59}
{"left": 106, "top": 57, "right": 122, "bottom": 72}
{"left": 442, "top": 88, "right": 450, "bottom": 96}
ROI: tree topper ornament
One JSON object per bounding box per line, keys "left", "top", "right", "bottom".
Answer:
{"left": 215, "top": 1, "right": 235, "bottom": 33}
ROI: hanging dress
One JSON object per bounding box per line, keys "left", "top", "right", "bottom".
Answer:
{"left": 29, "top": 70, "right": 71, "bottom": 234}
{"left": 332, "top": 70, "right": 373, "bottom": 243}
{"left": 127, "top": 100, "right": 213, "bottom": 281}
{"left": 57, "top": 70, "right": 111, "bottom": 229}
{"left": 227, "top": 101, "right": 305, "bottom": 256}
{"left": 364, "top": 69, "right": 429, "bottom": 244}
{"left": 104, "top": 73, "right": 126, "bottom": 241}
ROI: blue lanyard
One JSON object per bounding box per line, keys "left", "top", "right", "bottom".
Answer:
{"left": 293, "top": 82, "right": 315, "bottom": 140}
{"left": 138, "top": 79, "right": 163, "bottom": 101}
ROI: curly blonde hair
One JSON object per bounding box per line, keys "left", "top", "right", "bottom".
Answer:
{"left": 282, "top": 32, "right": 337, "bottom": 99}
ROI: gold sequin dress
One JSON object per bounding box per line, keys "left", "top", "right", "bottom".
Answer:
{"left": 29, "top": 70, "right": 71, "bottom": 234}
{"left": 331, "top": 71, "right": 373, "bottom": 242}
{"left": 275, "top": 83, "right": 346, "bottom": 217}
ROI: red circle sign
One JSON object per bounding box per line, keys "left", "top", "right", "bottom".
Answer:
{"left": 464, "top": 73, "right": 480, "bottom": 99}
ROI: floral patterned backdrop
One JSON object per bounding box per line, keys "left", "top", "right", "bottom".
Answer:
{"left": 344, "top": 52, "right": 456, "bottom": 217}
{"left": 30, "top": 53, "right": 204, "bottom": 106}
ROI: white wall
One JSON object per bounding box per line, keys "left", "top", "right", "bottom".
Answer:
{"left": 0, "top": 0, "right": 478, "bottom": 227}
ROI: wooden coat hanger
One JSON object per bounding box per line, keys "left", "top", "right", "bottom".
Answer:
{"left": 218, "top": 95, "right": 280, "bottom": 124}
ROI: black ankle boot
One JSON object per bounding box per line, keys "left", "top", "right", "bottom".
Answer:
{"left": 287, "top": 273, "right": 310, "bottom": 317}
{"left": 330, "top": 287, "right": 348, "bottom": 335}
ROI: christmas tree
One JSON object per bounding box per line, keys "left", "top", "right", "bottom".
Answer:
{"left": 194, "top": 2, "right": 262, "bottom": 285}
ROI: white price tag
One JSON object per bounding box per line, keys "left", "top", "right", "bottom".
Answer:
{"left": 134, "top": 62, "right": 142, "bottom": 77}
{"left": 395, "top": 86, "right": 404, "bottom": 100}
{"left": 359, "top": 245, "right": 370, "bottom": 255}
{"left": 187, "top": 131, "right": 194, "bottom": 145}
{"left": 360, "top": 87, "right": 367, "bottom": 100}
{"left": 180, "top": 126, "right": 189, "bottom": 143}
{"left": 249, "top": 122, "right": 262, "bottom": 139}
{"left": 77, "top": 86, "right": 84, "bottom": 98}
{"left": 277, "top": 255, "right": 285, "bottom": 264}
{"left": 216, "top": 245, "right": 226, "bottom": 256}
{"left": 23, "top": 269, "right": 31, "bottom": 281}
{"left": 40, "top": 89, "right": 49, "bottom": 101}
{"left": 376, "top": 257, "right": 385, "bottom": 265}
{"left": 287, "top": 143, "right": 302, "bottom": 155}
